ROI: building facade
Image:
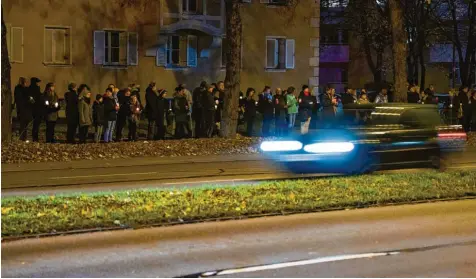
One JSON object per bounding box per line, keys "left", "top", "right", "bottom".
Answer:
{"left": 4, "top": 0, "right": 320, "bottom": 98}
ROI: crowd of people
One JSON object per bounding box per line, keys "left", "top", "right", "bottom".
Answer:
{"left": 12, "top": 77, "right": 476, "bottom": 144}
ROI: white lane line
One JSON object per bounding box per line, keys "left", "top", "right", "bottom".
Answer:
{"left": 206, "top": 252, "right": 399, "bottom": 277}
{"left": 49, "top": 172, "right": 157, "bottom": 180}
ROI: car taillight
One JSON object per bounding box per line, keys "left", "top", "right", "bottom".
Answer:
{"left": 437, "top": 132, "right": 467, "bottom": 140}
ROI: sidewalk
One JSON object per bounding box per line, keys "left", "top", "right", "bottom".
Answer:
{"left": 1, "top": 153, "right": 265, "bottom": 173}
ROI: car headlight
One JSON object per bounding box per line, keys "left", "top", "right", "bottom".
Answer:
{"left": 260, "top": 141, "right": 303, "bottom": 152}
{"left": 303, "top": 142, "right": 355, "bottom": 153}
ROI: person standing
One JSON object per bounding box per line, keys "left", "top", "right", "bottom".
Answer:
{"left": 192, "top": 81, "right": 207, "bottom": 138}
{"left": 459, "top": 86, "right": 471, "bottom": 132}
{"left": 244, "top": 88, "right": 257, "bottom": 137}
{"left": 78, "top": 88, "right": 92, "bottom": 143}
{"left": 174, "top": 86, "right": 191, "bottom": 139}
{"left": 156, "top": 89, "right": 168, "bottom": 140}
{"left": 128, "top": 94, "right": 142, "bottom": 141}
{"left": 103, "top": 88, "right": 117, "bottom": 143}
{"left": 470, "top": 89, "right": 476, "bottom": 132}
{"left": 375, "top": 88, "right": 389, "bottom": 104}
{"left": 93, "top": 94, "right": 105, "bottom": 143}
{"left": 273, "top": 88, "right": 287, "bottom": 137}
{"left": 299, "top": 85, "right": 314, "bottom": 134}
{"left": 320, "top": 85, "right": 337, "bottom": 129}
{"left": 116, "top": 89, "right": 131, "bottom": 142}
{"left": 14, "top": 77, "right": 30, "bottom": 141}
{"left": 29, "top": 77, "right": 43, "bottom": 142}
{"left": 129, "top": 84, "right": 142, "bottom": 106}
{"left": 145, "top": 82, "right": 159, "bottom": 140}
{"left": 286, "top": 86, "right": 298, "bottom": 131}
{"left": 202, "top": 85, "right": 216, "bottom": 138}
{"left": 258, "top": 86, "right": 274, "bottom": 137}
{"left": 407, "top": 85, "right": 420, "bottom": 104}
{"left": 43, "top": 83, "right": 60, "bottom": 143}
{"left": 64, "top": 83, "right": 79, "bottom": 143}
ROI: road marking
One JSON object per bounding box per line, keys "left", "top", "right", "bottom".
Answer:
{"left": 49, "top": 172, "right": 157, "bottom": 180}
{"left": 195, "top": 252, "right": 399, "bottom": 277}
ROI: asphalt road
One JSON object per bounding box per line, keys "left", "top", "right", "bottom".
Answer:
{"left": 2, "top": 200, "right": 476, "bottom": 277}
{"left": 2, "top": 149, "right": 476, "bottom": 197}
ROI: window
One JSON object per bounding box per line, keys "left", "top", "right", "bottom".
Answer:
{"left": 5, "top": 24, "right": 24, "bottom": 63}
{"left": 156, "top": 35, "right": 198, "bottom": 68}
{"left": 183, "top": 0, "right": 198, "bottom": 13}
{"left": 265, "top": 37, "right": 295, "bottom": 71}
{"left": 94, "top": 30, "right": 138, "bottom": 67}
{"left": 321, "top": 0, "right": 348, "bottom": 8}
{"left": 321, "top": 26, "right": 348, "bottom": 45}
{"left": 44, "top": 26, "right": 71, "bottom": 65}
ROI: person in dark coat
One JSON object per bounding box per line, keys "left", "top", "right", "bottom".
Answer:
{"left": 202, "top": 85, "right": 216, "bottom": 138}
{"left": 341, "top": 87, "right": 358, "bottom": 125}
{"left": 174, "top": 86, "right": 191, "bottom": 139}
{"left": 43, "top": 83, "right": 60, "bottom": 143}
{"left": 319, "top": 85, "right": 337, "bottom": 129}
{"left": 64, "top": 83, "right": 79, "bottom": 143}
{"left": 214, "top": 83, "right": 225, "bottom": 135}
{"left": 156, "top": 89, "right": 168, "bottom": 140}
{"left": 244, "top": 88, "right": 257, "bottom": 137}
{"left": 145, "top": 82, "right": 159, "bottom": 140}
{"left": 470, "top": 89, "right": 476, "bottom": 132}
{"left": 29, "top": 77, "right": 43, "bottom": 142}
{"left": 78, "top": 87, "right": 92, "bottom": 143}
{"left": 93, "top": 94, "right": 105, "bottom": 143}
{"left": 407, "top": 85, "right": 420, "bottom": 104}
{"left": 116, "top": 89, "right": 131, "bottom": 142}
{"left": 298, "top": 85, "right": 315, "bottom": 134}
{"left": 192, "top": 81, "right": 207, "bottom": 138}
{"left": 14, "top": 77, "right": 30, "bottom": 141}
{"left": 273, "top": 88, "right": 288, "bottom": 137}
{"left": 258, "top": 86, "right": 274, "bottom": 137}
{"left": 103, "top": 88, "right": 118, "bottom": 143}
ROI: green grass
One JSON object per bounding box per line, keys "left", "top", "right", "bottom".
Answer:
{"left": 2, "top": 170, "right": 476, "bottom": 237}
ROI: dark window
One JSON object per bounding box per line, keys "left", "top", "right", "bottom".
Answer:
{"left": 105, "top": 31, "right": 120, "bottom": 64}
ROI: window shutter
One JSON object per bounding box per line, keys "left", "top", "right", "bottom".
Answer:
{"left": 11, "top": 27, "right": 24, "bottom": 63}
{"left": 6, "top": 24, "right": 11, "bottom": 60}
{"left": 156, "top": 35, "right": 168, "bottom": 66}
{"left": 44, "top": 28, "right": 54, "bottom": 63}
{"left": 65, "top": 28, "right": 72, "bottom": 64}
{"left": 53, "top": 29, "right": 66, "bottom": 63}
{"left": 187, "top": 35, "right": 198, "bottom": 67}
{"left": 93, "top": 31, "right": 106, "bottom": 65}
{"left": 127, "top": 32, "right": 139, "bottom": 65}
{"left": 119, "top": 32, "right": 128, "bottom": 65}
{"left": 266, "top": 38, "right": 277, "bottom": 68}
{"left": 285, "top": 39, "right": 295, "bottom": 69}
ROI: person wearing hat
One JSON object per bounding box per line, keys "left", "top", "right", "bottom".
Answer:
{"left": 78, "top": 84, "right": 93, "bottom": 143}
{"left": 29, "top": 77, "right": 43, "bottom": 142}
{"left": 174, "top": 86, "right": 191, "bottom": 139}
{"left": 93, "top": 94, "right": 105, "bottom": 143}
{"left": 298, "top": 85, "right": 314, "bottom": 134}
{"left": 43, "top": 83, "right": 60, "bottom": 143}
{"left": 156, "top": 89, "right": 168, "bottom": 140}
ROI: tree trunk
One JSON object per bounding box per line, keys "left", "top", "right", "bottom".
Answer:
{"left": 220, "top": 0, "right": 242, "bottom": 138}
{"left": 1, "top": 5, "right": 12, "bottom": 142}
{"left": 419, "top": 47, "right": 426, "bottom": 91}
{"left": 388, "top": 0, "right": 408, "bottom": 102}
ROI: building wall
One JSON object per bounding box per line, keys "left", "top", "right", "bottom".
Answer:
{"left": 4, "top": 0, "right": 319, "bottom": 100}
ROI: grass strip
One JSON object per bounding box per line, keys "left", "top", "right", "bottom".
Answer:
{"left": 2, "top": 170, "right": 476, "bottom": 237}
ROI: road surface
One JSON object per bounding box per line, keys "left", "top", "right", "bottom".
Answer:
{"left": 2, "top": 200, "right": 476, "bottom": 277}
{"left": 2, "top": 150, "right": 476, "bottom": 197}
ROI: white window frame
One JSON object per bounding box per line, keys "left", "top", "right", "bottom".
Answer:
{"left": 43, "top": 25, "right": 72, "bottom": 65}
{"left": 183, "top": 0, "right": 198, "bottom": 14}
{"left": 221, "top": 36, "right": 243, "bottom": 70}
{"left": 265, "top": 36, "right": 295, "bottom": 72}
{"left": 156, "top": 34, "right": 198, "bottom": 69}
{"left": 93, "top": 29, "right": 138, "bottom": 68}
{"left": 7, "top": 25, "right": 24, "bottom": 63}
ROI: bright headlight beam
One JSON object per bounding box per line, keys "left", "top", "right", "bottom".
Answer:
{"left": 260, "top": 141, "right": 303, "bottom": 152}
{"left": 304, "top": 142, "right": 355, "bottom": 153}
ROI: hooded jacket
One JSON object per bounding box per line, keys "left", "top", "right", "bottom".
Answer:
{"left": 78, "top": 92, "right": 93, "bottom": 127}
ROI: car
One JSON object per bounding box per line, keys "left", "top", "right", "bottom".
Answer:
{"left": 260, "top": 103, "right": 466, "bottom": 174}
